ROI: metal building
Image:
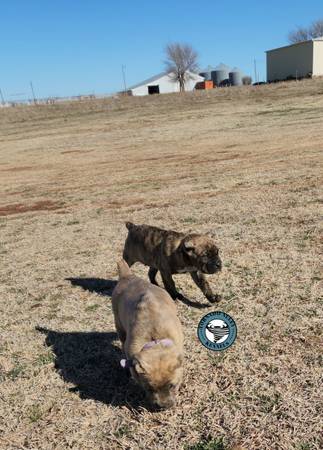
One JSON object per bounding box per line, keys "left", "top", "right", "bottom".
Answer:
{"left": 129, "top": 71, "right": 204, "bottom": 96}
{"left": 266, "top": 37, "right": 323, "bottom": 82}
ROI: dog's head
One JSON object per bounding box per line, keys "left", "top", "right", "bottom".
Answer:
{"left": 181, "top": 234, "right": 222, "bottom": 274}
{"left": 124, "top": 344, "right": 183, "bottom": 410}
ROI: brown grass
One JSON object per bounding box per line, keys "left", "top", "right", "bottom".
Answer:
{"left": 0, "top": 79, "right": 322, "bottom": 450}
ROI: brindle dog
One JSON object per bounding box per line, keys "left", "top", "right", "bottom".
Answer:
{"left": 123, "top": 222, "right": 222, "bottom": 303}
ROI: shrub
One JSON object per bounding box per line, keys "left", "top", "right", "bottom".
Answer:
{"left": 242, "top": 76, "right": 252, "bottom": 85}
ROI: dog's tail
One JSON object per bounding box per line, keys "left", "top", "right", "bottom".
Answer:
{"left": 117, "top": 259, "right": 131, "bottom": 279}
{"left": 125, "top": 221, "right": 135, "bottom": 231}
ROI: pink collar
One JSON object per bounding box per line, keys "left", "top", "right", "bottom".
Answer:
{"left": 142, "top": 338, "right": 173, "bottom": 350}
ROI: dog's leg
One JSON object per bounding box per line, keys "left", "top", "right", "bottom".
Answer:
{"left": 160, "top": 270, "right": 181, "bottom": 300}
{"left": 190, "top": 271, "right": 220, "bottom": 303}
{"left": 148, "top": 267, "right": 159, "bottom": 285}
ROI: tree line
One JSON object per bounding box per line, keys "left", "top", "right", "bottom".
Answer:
{"left": 288, "top": 19, "right": 323, "bottom": 43}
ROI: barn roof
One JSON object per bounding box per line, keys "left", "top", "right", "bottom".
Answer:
{"left": 129, "top": 72, "right": 169, "bottom": 90}
{"left": 129, "top": 70, "right": 204, "bottom": 90}
{"left": 266, "top": 36, "right": 323, "bottom": 53}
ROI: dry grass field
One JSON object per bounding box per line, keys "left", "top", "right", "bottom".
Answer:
{"left": 0, "top": 79, "right": 322, "bottom": 450}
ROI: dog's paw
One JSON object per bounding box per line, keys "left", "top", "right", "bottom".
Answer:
{"left": 207, "top": 294, "right": 221, "bottom": 303}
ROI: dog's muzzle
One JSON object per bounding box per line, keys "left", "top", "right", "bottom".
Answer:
{"left": 205, "top": 260, "right": 222, "bottom": 274}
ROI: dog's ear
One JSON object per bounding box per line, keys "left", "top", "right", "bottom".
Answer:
{"left": 117, "top": 260, "right": 131, "bottom": 279}
{"left": 182, "top": 238, "right": 196, "bottom": 255}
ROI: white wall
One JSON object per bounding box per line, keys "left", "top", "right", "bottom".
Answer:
{"left": 313, "top": 40, "right": 323, "bottom": 76}
{"left": 131, "top": 73, "right": 204, "bottom": 96}
{"left": 267, "top": 41, "right": 313, "bottom": 81}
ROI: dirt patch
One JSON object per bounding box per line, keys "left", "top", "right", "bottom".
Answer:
{"left": 134, "top": 154, "right": 191, "bottom": 163}
{"left": 128, "top": 201, "right": 172, "bottom": 212}
{"left": 0, "top": 200, "right": 64, "bottom": 216}
{"left": 101, "top": 198, "right": 144, "bottom": 209}
{"left": 2, "top": 164, "right": 54, "bottom": 173}
{"left": 99, "top": 198, "right": 172, "bottom": 211}
{"left": 193, "top": 154, "right": 241, "bottom": 164}
{"left": 7, "top": 189, "right": 32, "bottom": 196}
{"left": 2, "top": 166, "right": 34, "bottom": 172}
{"left": 61, "top": 149, "right": 94, "bottom": 155}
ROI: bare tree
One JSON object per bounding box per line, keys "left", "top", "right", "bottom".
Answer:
{"left": 288, "top": 26, "right": 310, "bottom": 43}
{"left": 309, "top": 19, "right": 323, "bottom": 38}
{"left": 164, "top": 43, "right": 199, "bottom": 92}
{"left": 288, "top": 19, "right": 323, "bottom": 43}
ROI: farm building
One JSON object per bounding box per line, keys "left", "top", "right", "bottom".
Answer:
{"left": 129, "top": 71, "right": 204, "bottom": 96}
{"left": 266, "top": 37, "right": 323, "bottom": 82}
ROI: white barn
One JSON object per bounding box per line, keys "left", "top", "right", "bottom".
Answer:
{"left": 129, "top": 71, "right": 205, "bottom": 96}
{"left": 266, "top": 37, "right": 323, "bottom": 82}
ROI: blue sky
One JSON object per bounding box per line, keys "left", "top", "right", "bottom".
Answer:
{"left": 1, "top": 1, "right": 322, "bottom": 99}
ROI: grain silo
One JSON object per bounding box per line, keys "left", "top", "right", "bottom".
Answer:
{"left": 199, "top": 65, "right": 213, "bottom": 81}
{"left": 229, "top": 67, "right": 243, "bottom": 86}
{"left": 211, "top": 63, "right": 230, "bottom": 86}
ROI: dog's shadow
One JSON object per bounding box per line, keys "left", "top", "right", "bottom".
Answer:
{"left": 66, "top": 277, "right": 209, "bottom": 309}
{"left": 177, "top": 294, "right": 210, "bottom": 309}
{"left": 66, "top": 277, "right": 117, "bottom": 297}
{"left": 36, "top": 327, "right": 145, "bottom": 409}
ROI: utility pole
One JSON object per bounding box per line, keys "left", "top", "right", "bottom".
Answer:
{"left": 254, "top": 59, "right": 258, "bottom": 84}
{"left": 30, "top": 81, "right": 37, "bottom": 104}
{"left": 0, "top": 88, "right": 5, "bottom": 105}
{"left": 121, "top": 65, "right": 127, "bottom": 95}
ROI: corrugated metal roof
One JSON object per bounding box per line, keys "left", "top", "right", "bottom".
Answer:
{"left": 266, "top": 37, "right": 323, "bottom": 53}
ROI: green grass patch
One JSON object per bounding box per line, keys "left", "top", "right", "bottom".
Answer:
{"left": 28, "top": 405, "right": 42, "bottom": 423}
{"left": 114, "top": 425, "right": 131, "bottom": 438}
{"left": 185, "top": 437, "right": 226, "bottom": 450}
{"left": 297, "top": 443, "right": 313, "bottom": 450}
{"left": 7, "top": 364, "right": 25, "bottom": 380}
{"left": 258, "top": 392, "right": 281, "bottom": 413}
{"left": 35, "top": 351, "right": 54, "bottom": 366}
{"left": 182, "top": 216, "right": 197, "bottom": 224}
{"left": 85, "top": 304, "right": 100, "bottom": 312}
